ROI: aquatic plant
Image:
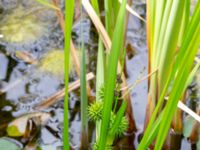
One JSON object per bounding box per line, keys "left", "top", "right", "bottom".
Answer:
{"left": 138, "top": 0, "right": 200, "bottom": 149}
{"left": 2, "top": 0, "right": 200, "bottom": 149}
{"left": 84, "top": 0, "right": 133, "bottom": 148}
{"left": 80, "top": 3, "right": 89, "bottom": 148}
{"left": 98, "top": 0, "right": 127, "bottom": 148}
{"left": 64, "top": 0, "right": 74, "bottom": 150}
{"left": 88, "top": 100, "right": 128, "bottom": 148}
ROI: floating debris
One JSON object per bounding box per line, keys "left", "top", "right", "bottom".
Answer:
{"left": 7, "top": 112, "right": 50, "bottom": 137}
{"left": 0, "top": 137, "right": 22, "bottom": 150}
{"left": 0, "top": 6, "right": 48, "bottom": 44}
{"left": 38, "top": 50, "right": 66, "bottom": 77}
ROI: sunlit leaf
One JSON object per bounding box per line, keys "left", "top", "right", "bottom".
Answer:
{"left": 98, "top": 0, "right": 127, "bottom": 149}
{"left": 36, "top": 0, "right": 59, "bottom": 10}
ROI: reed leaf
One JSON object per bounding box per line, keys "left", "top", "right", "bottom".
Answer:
{"left": 80, "top": 2, "right": 88, "bottom": 147}
{"left": 90, "top": 0, "right": 104, "bottom": 141}
{"left": 91, "top": 0, "right": 100, "bottom": 15}
{"left": 98, "top": 0, "right": 127, "bottom": 149}
{"left": 140, "top": 0, "right": 200, "bottom": 149}
{"left": 104, "top": 0, "right": 114, "bottom": 37}
{"left": 36, "top": 0, "right": 59, "bottom": 10}
{"left": 155, "top": 19, "right": 200, "bottom": 150}
{"left": 109, "top": 100, "right": 127, "bottom": 136}
{"left": 80, "top": 45, "right": 89, "bottom": 148}
{"left": 64, "top": 0, "right": 74, "bottom": 149}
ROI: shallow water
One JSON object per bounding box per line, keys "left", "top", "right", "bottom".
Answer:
{"left": 0, "top": 0, "right": 198, "bottom": 150}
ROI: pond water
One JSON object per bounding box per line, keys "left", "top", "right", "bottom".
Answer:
{"left": 0, "top": 0, "right": 198, "bottom": 150}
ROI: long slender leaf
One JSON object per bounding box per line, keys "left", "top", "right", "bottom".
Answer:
{"left": 109, "top": 100, "right": 127, "bottom": 136}
{"left": 36, "top": 0, "right": 59, "bottom": 10}
{"left": 140, "top": 1, "right": 200, "bottom": 149}
{"left": 98, "top": 0, "right": 127, "bottom": 149}
{"left": 80, "top": 1, "right": 88, "bottom": 148}
{"left": 64, "top": 0, "right": 74, "bottom": 149}
{"left": 90, "top": 0, "right": 105, "bottom": 141}
{"left": 104, "top": 0, "right": 114, "bottom": 37}
{"left": 155, "top": 22, "right": 200, "bottom": 150}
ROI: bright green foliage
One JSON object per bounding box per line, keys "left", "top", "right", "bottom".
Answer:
{"left": 88, "top": 101, "right": 128, "bottom": 138}
{"left": 7, "top": 126, "right": 23, "bottom": 137}
{"left": 64, "top": 0, "right": 74, "bottom": 149}
{"left": 88, "top": 102, "right": 103, "bottom": 121}
{"left": 36, "top": 0, "right": 59, "bottom": 10}
{"left": 88, "top": 101, "right": 128, "bottom": 148}
{"left": 98, "top": 0, "right": 127, "bottom": 149}
{"left": 90, "top": 0, "right": 105, "bottom": 141}
{"left": 97, "top": 85, "right": 105, "bottom": 101}
{"left": 109, "top": 101, "right": 128, "bottom": 137}
{"left": 139, "top": 0, "right": 200, "bottom": 149}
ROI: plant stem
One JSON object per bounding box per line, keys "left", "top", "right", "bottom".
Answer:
{"left": 64, "top": 0, "right": 74, "bottom": 149}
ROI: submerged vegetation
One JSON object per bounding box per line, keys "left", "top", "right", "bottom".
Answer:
{"left": 0, "top": 0, "right": 200, "bottom": 150}
{"left": 0, "top": 5, "right": 47, "bottom": 44}
{"left": 39, "top": 50, "right": 70, "bottom": 77}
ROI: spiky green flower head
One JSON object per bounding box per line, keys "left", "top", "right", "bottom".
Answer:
{"left": 110, "top": 113, "right": 128, "bottom": 137}
{"left": 93, "top": 141, "right": 112, "bottom": 150}
{"left": 0, "top": 6, "right": 47, "bottom": 44}
{"left": 38, "top": 49, "right": 71, "bottom": 77}
{"left": 88, "top": 101, "right": 103, "bottom": 121}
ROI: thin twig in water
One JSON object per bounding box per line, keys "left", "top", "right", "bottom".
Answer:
{"left": 121, "top": 68, "right": 158, "bottom": 98}
{"left": 34, "top": 72, "right": 95, "bottom": 109}
{"left": 118, "top": 0, "right": 146, "bottom": 22}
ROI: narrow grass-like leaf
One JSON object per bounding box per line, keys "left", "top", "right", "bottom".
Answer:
{"left": 96, "top": 41, "right": 105, "bottom": 101}
{"left": 184, "top": 58, "right": 200, "bottom": 89}
{"left": 104, "top": 0, "right": 114, "bottom": 37}
{"left": 140, "top": 1, "right": 200, "bottom": 149}
{"left": 36, "top": 0, "right": 59, "bottom": 10}
{"left": 158, "top": 0, "right": 185, "bottom": 91}
{"left": 178, "top": 0, "right": 190, "bottom": 46}
{"left": 90, "top": 0, "right": 104, "bottom": 141}
{"left": 91, "top": 0, "right": 100, "bottom": 15}
{"left": 80, "top": 1, "right": 88, "bottom": 148}
{"left": 154, "top": 2, "right": 200, "bottom": 148}
{"left": 80, "top": 46, "right": 88, "bottom": 148}
{"left": 155, "top": 24, "right": 200, "bottom": 150}
{"left": 109, "top": 100, "right": 127, "bottom": 136}
{"left": 64, "top": 0, "right": 74, "bottom": 149}
{"left": 98, "top": 0, "right": 127, "bottom": 149}
{"left": 90, "top": 0, "right": 104, "bottom": 100}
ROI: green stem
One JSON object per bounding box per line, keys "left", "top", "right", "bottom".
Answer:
{"left": 64, "top": 0, "right": 74, "bottom": 150}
